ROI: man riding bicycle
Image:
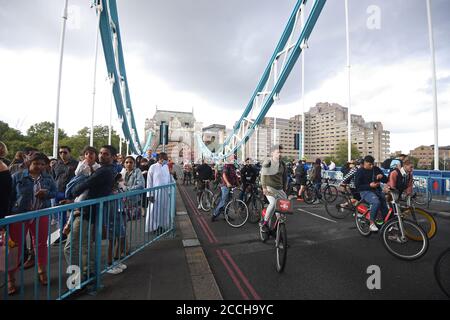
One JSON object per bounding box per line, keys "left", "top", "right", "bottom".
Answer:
{"left": 212, "top": 154, "right": 239, "bottom": 222}
{"left": 355, "top": 155, "right": 388, "bottom": 232}
{"left": 240, "top": 158, "right": 258, "bottom": 201}
{"left": 196, "top": 159, "right": 214, "bottom": 209}
{"left": 260, "top": 145, "right": 288, "bottom": 232}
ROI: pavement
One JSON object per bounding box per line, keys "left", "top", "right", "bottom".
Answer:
{"left": 74, "top": 186, "right": 222, "bottom": 300}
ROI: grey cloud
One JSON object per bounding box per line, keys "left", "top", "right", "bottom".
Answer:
{"left": 1, "top": 0, "right": 449, "bottom": 113}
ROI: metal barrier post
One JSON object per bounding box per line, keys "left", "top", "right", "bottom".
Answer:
{"left": 171, "top": 184, "right": 177, "bottom": 239}
{"left": 95, "top": 202, "right": 104, "bottom": 292}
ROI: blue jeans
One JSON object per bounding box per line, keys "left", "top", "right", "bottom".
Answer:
{"left": 360, "top": 190, "right": 388, "bottom": 222}
{"left": 314, "top": 182, "right": 322, "bottom": 199}
{"left": 214, "top": 186, "right": 230, "bottom": 217}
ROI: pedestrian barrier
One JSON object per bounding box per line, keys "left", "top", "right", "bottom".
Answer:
{"left": 0, "top": 182, "right": 176, "bottom": 300}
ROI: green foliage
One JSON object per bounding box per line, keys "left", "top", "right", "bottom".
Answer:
{"left": 0, "top": 120, "right": 123, "bottom": 161}
{"left": 335, "top": 140, "right": 361, "bottom": 166}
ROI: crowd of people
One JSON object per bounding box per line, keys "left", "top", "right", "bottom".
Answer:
{"left": 0, "top": 141, "right": 176, "bottom": 295}
{"left": 180, "top": 146, "right": 413, "bottom": 236}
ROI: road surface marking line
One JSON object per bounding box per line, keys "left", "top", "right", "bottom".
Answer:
{"left": 180, "top": 187, "right": 215, "bottom": 243}
{"left": 297, "top": 208, "right": 337, "bottom": 223}
{"left": 216, "top": 249, "right": 250, "bottom": 300}
{"left": 222, "top": 249, "right": 261, "bottom": 300}
{"left": 182, "top": 185, "right": 219, "bottom": 243}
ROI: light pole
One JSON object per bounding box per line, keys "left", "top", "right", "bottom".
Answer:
{"left": 52, "top": 0, "right": 69, "bottom": 159}
{"left": 345, "top": 0, "right": 352, "bottom": 162}
{"left": 426, "top": 0, "right": 439, "bottom": 171}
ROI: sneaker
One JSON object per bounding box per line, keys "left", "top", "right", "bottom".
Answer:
{"left": 211, "top": 215, "right": 218, "bottom": 222}
{"left": 369, "top": 223, "right": 379, "bottom": 232}
{"left": 107, "top": 266, "right": 123, "bottom": 275}
{"left": 116, "top": 263, "right": 127, "bottom": 271}
{"left": 197, "top": 204, "right": 202, "bottom": 210}
{"left": 297, "top": 197, "right": 304, "bottom": 202}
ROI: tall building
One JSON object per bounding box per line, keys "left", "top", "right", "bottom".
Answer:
{"left": 247, "top": 116, "right": 302, "bottom": 161}
{"left": 409, "top": 145, "right": 450, "bottom": 169}
{"left": 303, "top": 102, "right": 390, "bottom": 162}
{"left": 202, "top": 124, "right": 226, "bottom": 153}
{"left": 144, "top": 108, "right": 203, "bottom": 163}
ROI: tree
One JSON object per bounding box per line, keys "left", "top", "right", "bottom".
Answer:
{"left": 0, "top": 121, "right": 28, "bottom": 160}
{"left": 27, "top": 122, "right": 68, "bottom": 155}
{"left": 335, "top": 140, "right": 361, "bottom": 166}
{"left": 408, "top": 156, "right": 420, "bottom": 169}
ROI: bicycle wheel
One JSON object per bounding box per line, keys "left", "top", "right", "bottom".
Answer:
{"left": 355, "top": 210, "right": 371, "bottom": 237}
{"left": 325, "top": 195, "right": 354, "bottom": 219}
{"left": 402, "top": 207, "right": 437, "bottom": 240}
{"left": 322, "top": 185, "right": 338, "bottom": 204}
{"left": 276, "top": 222, "right": 288, "bottom": 273}
{"left": 381, "top": 219, "right": 428, "bottom": 261}
{"left": 248, "top": 196, "right": 264, "bottom": 224}
{"left": 225, "top": 200, "right": 249, "bottom": 228}
{"left": 434, "top": 248, "right": 450, "bottom": 298}
{"left": 200, "top": 189, "right": 214, "bottom": 212}
{"left": 302, "top": 185, "right": 316, "bottom": 204}
{"left": 412, "top": 187, "right": 432, "bottom": 206}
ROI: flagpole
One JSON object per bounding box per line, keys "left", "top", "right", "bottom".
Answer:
{"left": 345, "top": 0, "right": 352, "bottom": 162}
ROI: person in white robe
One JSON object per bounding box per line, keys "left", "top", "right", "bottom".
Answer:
{"left": 145, "top": 152, "right": 172, "bottom": 233}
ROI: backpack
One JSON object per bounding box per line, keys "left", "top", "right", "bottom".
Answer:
{"left": 381, "top": 158, "right": 394, "bottom": 170}
{"left": 65, "top": 175, "right": 88, "bottom": 200}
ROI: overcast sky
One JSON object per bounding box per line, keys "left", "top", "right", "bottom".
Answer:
{"left": 1, "top": 0, "right": 449, "bottom": 155}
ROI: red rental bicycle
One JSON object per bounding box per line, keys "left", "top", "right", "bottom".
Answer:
{"left": 259, "top": 199, "right": 294, "bottom": 273}
{"left": 354, "top": 191, "right": 428, "bottom": 261}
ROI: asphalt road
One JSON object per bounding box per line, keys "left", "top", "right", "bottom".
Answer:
{"left": 178, "top": 183, "right": 450, "bottom": 300}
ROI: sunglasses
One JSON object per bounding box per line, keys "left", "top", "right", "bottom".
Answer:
{"left": 59, "top": 151, "right": 68, "bottom": 154}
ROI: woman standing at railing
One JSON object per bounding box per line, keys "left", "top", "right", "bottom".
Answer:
{"left": 0, "top": 142, "right": 12, "bottom": 221}
{"left": 121, "top": 156, "right": 145, "bottom": 220}
{"left": 8, "top": 152, "right": 57, "bottom": 295}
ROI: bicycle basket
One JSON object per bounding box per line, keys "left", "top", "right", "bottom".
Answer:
{"left": 276, "top": 199, "right": 294, "bottom": 214}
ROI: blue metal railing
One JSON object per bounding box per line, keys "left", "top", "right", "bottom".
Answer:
{"left": 0, "top": 183, "right": 176, "bottom": 300}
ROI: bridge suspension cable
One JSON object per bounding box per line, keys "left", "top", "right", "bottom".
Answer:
{"left": 196, "top": 0, "right": 326, "bottom": 160}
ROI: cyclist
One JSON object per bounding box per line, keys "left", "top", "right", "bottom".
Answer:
{"left": 386, "top": 159, "right": 413, "bottom": 202}
{"left": 183, "top": 162, "right": 192, "bottom": 185}
{"left": 212, "top": 154, "right": 239, "bottom": 222}
{"left": 260, "top": 145, "right": 288, "bottom": 232}
{"left": 340, "top": 158, "right": 363, "bottom": 201}
{"left": 355, "top": 155, "right": 388, "bottom": 232}
{"left": 196, "top": 159, "right": 214, "bottom": 209}
{"left": 295, "top": 157, "right": 307, "bottom": 201}
{"left": 240, "top": 158, "right": 258, "bottom": 201}
{"left": 311, "top": 158, "right": 323, "bottom": 204}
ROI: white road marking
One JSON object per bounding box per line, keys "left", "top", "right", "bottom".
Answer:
{"left": 297, "top": 208, "right": 337, "bottom": 223}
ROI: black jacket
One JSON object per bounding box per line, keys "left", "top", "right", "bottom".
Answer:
{"left": 72, "top": 164, "right": 116, "bottom": 201}
{"left": 241, "top": 165, "right": 258, "bottom": 185}
{"left": 355, "top": 166, "right": 387, "bottom": 192}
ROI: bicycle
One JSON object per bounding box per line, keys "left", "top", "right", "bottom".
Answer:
{"left": 324, "top": 185, "right": 360, "bottom": 219}
{"left": 434, "top": 248, "right": 450, "bottom": 298}
{"left": 354, "top": 191, "right": 429, "bottom": 261}
{"left": 259, "top": 198, "right": 294, "bottom": 273}
{"left": 212, "top": 187, "right": 249, "bottom": 228}
{"left": 197, "top": 180, "right": 214, "bottom": 212}
{"left": 241, "top": 183, "right": 265, "bottom": 224}
{"left": 302, "top": 178, "right": 338, "bottom": 205}
{"left": 410, "top": 178, "right": 432, "bottom": 206}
